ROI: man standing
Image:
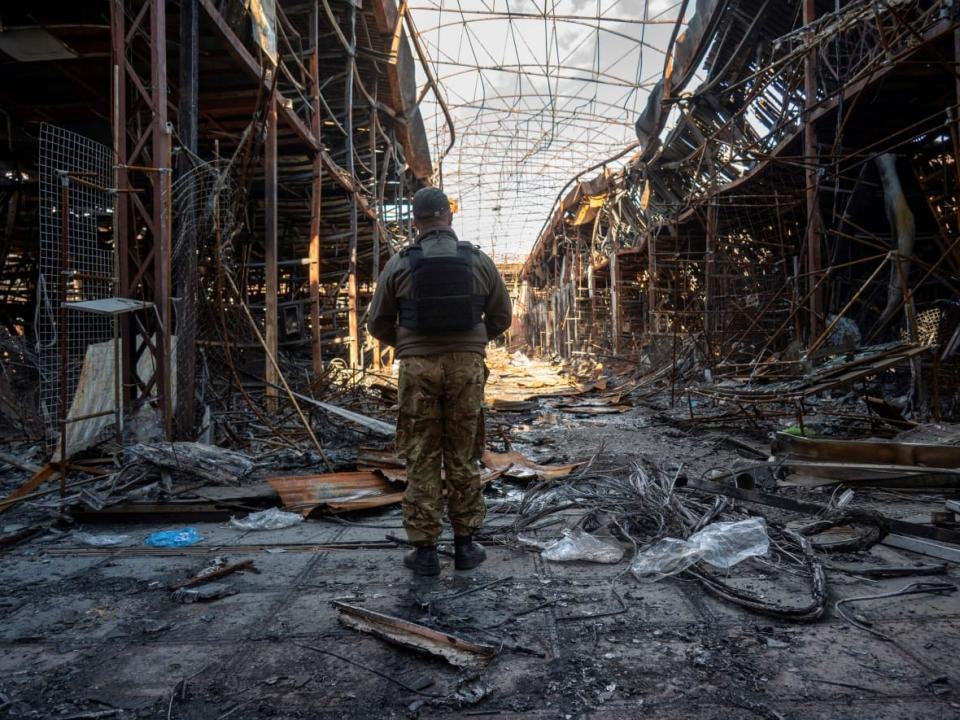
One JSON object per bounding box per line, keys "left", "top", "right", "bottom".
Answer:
{"left": 367, "top": 187, "right": 512, "bottom": 576}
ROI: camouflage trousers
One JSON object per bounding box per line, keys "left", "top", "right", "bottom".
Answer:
{"left": 397, "top": 352, "right": 486, "bottom": 546}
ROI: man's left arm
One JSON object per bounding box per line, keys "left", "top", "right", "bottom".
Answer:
{"left": 481, "top": 254, "right": 513, "bottom": 339}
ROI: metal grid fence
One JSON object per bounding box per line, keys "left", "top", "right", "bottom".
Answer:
{"left": 37, "top": 124, "right": 115, "bottom": 445}
{"left": 172, "top": 156, "right": 240, "bottom": 432}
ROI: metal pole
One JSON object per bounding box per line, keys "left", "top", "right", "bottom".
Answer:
{"left": 609, "top": 250, "right": 619, "bottom": 355}
{"left": 370, "top": 103, "right": 382, "bottom": 370}
{"left": 647, "top": 229, "right": 656, "bottom": 337}
{"left": 151, "top": 0, "right": 173, "bottom": 438}
{"left": 264, "top": 96, "right": 279, "bottom": 411}
{"left": 58, "top": 178, "right": 70, "bottom": 495}
{"left": 176, "top": 0, "right": 199, "bottom": 435}
{"left": 705, "top": 170, "right": 718, "bottom": 359}
{"left": 308, "top": 0, "right": 323, "bottom": 376}
{"left": 346, "top": 1, "right": 360, "bottom": 369}
{"left": 110, "top": 0, "right": 132, "bottom": 404}
{"left": 803, "top": 0, "right": 821, "bottom": 342}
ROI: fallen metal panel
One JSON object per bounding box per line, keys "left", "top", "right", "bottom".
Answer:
{"left": 54, "top": 340, "right": 116, "bottom": 462}
{"left": 883, "top": 534, "right": 960, "bottom": 564}
{"left": 64, "top": 298, "right": 153, "bottom": 315}
{"left": 783, "top": 471, "right": 960, "bottom": 489}
{"left": 267, "top": 471, "right": 404, "bottom": 515}
{"left": 357, "top": 447, "right": 405, "bottom": 467}
{"left": 481, "top": 451, "right": 585, "bottom": 480}
{"left": 556, "top": 403, "right": 632, "bottom": 415}
{"left": 777, "top": 460, "right": 960, "bottom": 486}
{"left": 491, "top": 398, "right": 540, "bottom": 412}
{"left": 333, "top": 601, "right": 496, "bottom": 668}
{"left": 773, "top": 433, "right": 960, "bottom": 468}
{"left": 371, "top": 467, "right": 408, "bottom": 484}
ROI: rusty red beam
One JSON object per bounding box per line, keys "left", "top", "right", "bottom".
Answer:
{"left": 197, "top": 0, "right": 318, "bottom": 151}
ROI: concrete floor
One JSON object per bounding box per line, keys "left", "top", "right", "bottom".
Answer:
{"left": 2, "top": 354, "right": 960, "bottom": 718}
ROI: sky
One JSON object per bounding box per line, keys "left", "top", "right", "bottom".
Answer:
{"left": 409, "top": 0, "right": 686, "bottom": 261}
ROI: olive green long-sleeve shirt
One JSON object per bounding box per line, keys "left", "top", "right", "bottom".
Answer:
{"left": 366, "top": 228, "right": 513, "bottom": 357}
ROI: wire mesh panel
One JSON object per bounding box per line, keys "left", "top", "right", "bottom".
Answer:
{"left": 172, "top": 157, "right": 240, "bottom": 432}
{"left": 37, "top": 124, "right": 115, "bottom": 446}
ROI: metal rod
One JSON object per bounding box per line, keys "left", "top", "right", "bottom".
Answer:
{"left": 58, "top": 177, "right": 70, "bottom": 497}
{"left": 803, "top": 0, "right": 821, "bottom": 342}
{"left": 265, "top": 94, "right": 280, "bottom": 412}
{"left": 309, "top": 0, "right": 323, "bottom": 376}
{"left": 346, "top": 0, "right": 360, "bottom": 370}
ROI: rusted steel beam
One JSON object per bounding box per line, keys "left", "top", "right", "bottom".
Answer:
{"left": 176, "top": 0, "right": 199, "bottom": 436}
{"left": 58, "top": 178, "right": 69, "bottom": 488}
{"left": 345, "top": 1, "right": 360, "bottom": 369}
{"left": 370, "top": 106, "right": 381, "bottom": 371}
{"left": 265, "top": 97, "right": 279, "bottom": 412}
{"left": 110, "top": 1, "right": 134, "bottom": 405}
{"left": 309, "top": 1, "right": 323, "bottom": 376}
{"left": 149, "top": 0, "right": 173, "bottom": 439}
{"left": 197, "top": 0, "right": 382, "bottom": 229}
{"left": 803, "top": 0, "right": 821, "bottom": 342}
{"left": 609, "top": 250, "right": 619, "bottom": 355}
{"left": 197, "top": 0, "right": 318, "bottom": 152}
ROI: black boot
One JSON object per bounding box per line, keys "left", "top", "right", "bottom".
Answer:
{"left": 454, "top": 535, "right": 486, "bottom": 570}
{"left": 404, "top": 546, "right": 440, "bottom": 576}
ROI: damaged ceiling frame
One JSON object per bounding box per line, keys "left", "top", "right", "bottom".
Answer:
{"left": 515, "top": 0, "right": 960, "bottom": 424}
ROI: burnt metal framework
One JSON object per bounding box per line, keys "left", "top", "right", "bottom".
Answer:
{"left": 519, "top": 0, "right": 960, "bottom": 419}
{"left": 111, "top": 0, "right": 174, "bottom": 436}
{"left": 96, "top": 0, "right": 433, "bottom": 438}
{"left": 0, "top": 0, "right": 434, "bottom": 460}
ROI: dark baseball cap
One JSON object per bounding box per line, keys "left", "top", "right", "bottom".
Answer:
{"left": 412, "top": 187, "right": 451, "bottom": 219}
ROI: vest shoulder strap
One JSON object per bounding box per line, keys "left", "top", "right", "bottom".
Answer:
{"left": 402, "top": 244, "right": 424, "bottom": 270}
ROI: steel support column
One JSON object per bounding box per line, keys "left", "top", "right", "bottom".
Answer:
{"left": 112, "top": 0, "right": 173, "bottom": 436}
{"left": 803, "top": 0, "right": 822, "bottom": 341}
{"left": 264, "top": 97, "right": 279, "bottom": 411}
{"left": 151, "top": 0, "right": 173, "bottom": 439}
{"left": 110, "top": 1, "right": 132, "bottom": 403}
{"left": 345, "top": 1, "right": 360, "bottom": 369}
{"left": 308, "top": 1, "right": 323, "bottom": 376}
{"left": 370, "top": 105, "right": 381, "bottom": 371}
{"left": 609, "top": 250, "right": 619, "bottom": 354}
{"left": 704, "top": 192, "right": 718, "bottom": 359}
{"left": 176, "top": 0, "right": 199, "bottom": 435}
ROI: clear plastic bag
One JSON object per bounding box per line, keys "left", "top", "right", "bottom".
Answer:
{"left": 541, "top": 528, "right": 624, "bottom": 564}
{"left": 229, "top": 507, "right": 303, "bottom": 531}
{"left": 73, "top": 531, "right": 131, "bottom": 547}
{"left": 631, "top": 517, "right": 769, "bottom": 581}
{"left": 145, "top": 527, "right": 203, "bottom": 548}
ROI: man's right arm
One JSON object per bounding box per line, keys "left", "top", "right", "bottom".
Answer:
{"left": 367, "top": 256, "right": 399, "bottom": 347}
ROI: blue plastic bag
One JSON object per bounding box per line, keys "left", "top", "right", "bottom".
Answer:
{"left": 145, "top": 527, "right": 203, "bottom": 548}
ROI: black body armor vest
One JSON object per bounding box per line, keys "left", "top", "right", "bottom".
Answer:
{"left": 397, "top": 243, "right": 486, "bottom": 332}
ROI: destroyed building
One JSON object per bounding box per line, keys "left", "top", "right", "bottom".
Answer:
{"left": 3, "top": 1, "right": 960, "bottom": 719}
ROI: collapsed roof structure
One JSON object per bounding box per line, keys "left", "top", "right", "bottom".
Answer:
{"left": 519, "top": 0, "right": 960, "bottom": 421}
